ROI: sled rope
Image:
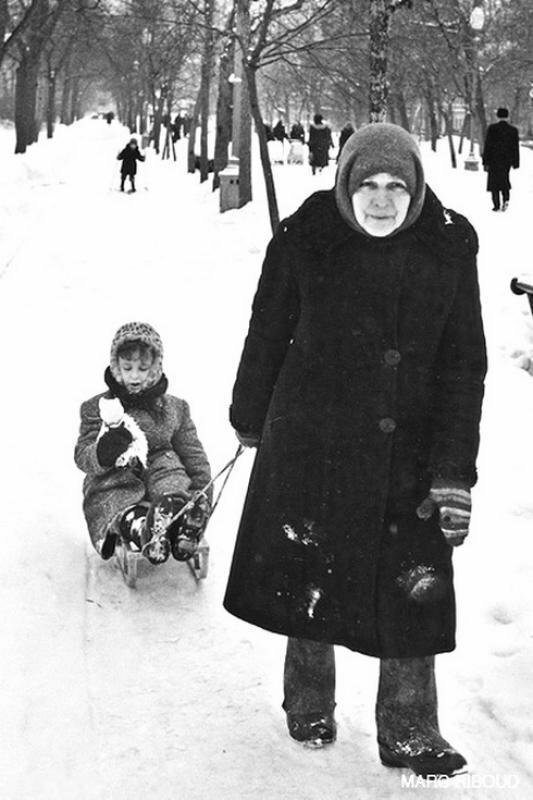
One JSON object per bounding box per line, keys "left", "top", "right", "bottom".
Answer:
{"left": 171, "top": 444, "right": 244, "bottom": 523}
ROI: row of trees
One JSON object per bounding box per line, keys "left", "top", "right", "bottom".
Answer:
{"left": 0, "top": 1, "right": 532, "bottom": 222}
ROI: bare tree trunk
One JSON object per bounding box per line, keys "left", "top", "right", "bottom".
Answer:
{"left": 474, "top": 69, "right": 487, "bottom": 143}
{"left": 458, "top": 112, "right": 469, "bottom": 155}
{"left": 46, "top": 66, "right": 56, "bottom": 138}
{"left": 235, "top": 0, "right": 252, "bottom": 206}
{"left": 198, "top": 0, "right": 214, "bottom": 182}
{"left": 70, "top": 76, "right": 80, "bottom": 122}
{"left": 442, "top": 106, "right": 456, "bottom": 168}
{"left": 188, "top": 89, "right": 202, "bottom": 173}
{"left": 368, "top": 0, "right": 390, "bottom": 122}
{"left": 425, "top": 94, "right": 438, "bottom": 151}
{"left": 395, "top": 88, "right": 410, "bottom": 131}
{"left": 213, "top": 33, "right": 234, "bottom": 190}
{"left": 246, "top": 65, "right": 278, "bottom": 231}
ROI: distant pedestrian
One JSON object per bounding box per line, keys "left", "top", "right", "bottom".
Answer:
{"left": 337, "top": 122, "right": 355, "bottom": 162}
{"left": 290, "top": 122, "right": 305, "bottom": 142}
{"left": 117, "top": 137, "right": 145, "bottom": 193}
{"left": 482, "top": 107, "right": 519, "bottom": 212}
{"left": 172, "top": 113, "right": 184, "bottom": 142}
{"left": 308, "top": 114, "right": 334, "bottom": 175}
{"left": 105, "top": 111, "right": 114, "bottom": 125}
{"left": 264, "top": 122, "right": 275, "bottom": 142}
{"left": 273, "top": 120, "right": 287, "bottom": 142}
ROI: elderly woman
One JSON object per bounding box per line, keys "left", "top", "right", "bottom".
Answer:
{"left": 224, "top": 123, "right": 486, "bottom": 778}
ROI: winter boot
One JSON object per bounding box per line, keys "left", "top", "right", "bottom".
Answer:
{"left": 283, "top": 637, "right": 337, "bottom": 749}
{"left": 142, "top": 495, "right": 180, "bottom": 565}
{"left": 99, "top": 529, "right": 118, "bottom": 560}
{"left": 119, "top": 505, "right": 148, "bottom": 551}
{"left": 376, "top": 656, "right": 467, "bottom": 778}
{"left": 286, "top": 712, "right": 337, "bottom": 748}
{"left": 170, "top": 493, "right": 210, "bottom": 561}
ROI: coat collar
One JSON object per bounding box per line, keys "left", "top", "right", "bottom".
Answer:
{"left": 282, "top": 187, "right": 478, "bottom": 264}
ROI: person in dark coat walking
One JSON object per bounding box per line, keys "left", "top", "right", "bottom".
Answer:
{"left": 290, "top": 121, "right": 305, "bottom": 142}
{"left": 117, "top": 138, "right": 145, "bottom": 192}
{"left": 224, "top": 123, "right": 486, "bottom": 777}
{"left": 307, "top": 113, "right": 334, "bottom": 174}
{"left": 337, "top": 122, "right": 355, "bottom": 161}
{"left": 273, "top": 120, "right": 287, "bottom": 142}
{"left": 482, "top": 107, "right": 519, "bottom": 211}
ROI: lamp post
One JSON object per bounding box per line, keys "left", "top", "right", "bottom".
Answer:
{"left": 464, "top": 2, "right": 485, "bottom": 170}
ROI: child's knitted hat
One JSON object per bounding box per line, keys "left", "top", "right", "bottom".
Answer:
{"left": 110, "top": 322, "right": 163, "bottom": 387}
{"left": 335, "top": 122, "right": 426, "bottom": 237}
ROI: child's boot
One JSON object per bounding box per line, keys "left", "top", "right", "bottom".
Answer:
{"left": 171, "top": 493, "right": 210, "bottom": 561}
{"left": 119, "top": 505, "right": 148, "bottom": 551}
{"left": 142, "top": 495, "right": 183, "bottom": 564}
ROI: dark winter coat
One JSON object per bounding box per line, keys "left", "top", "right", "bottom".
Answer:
{"left": 482, "top": 120, "right": 519, "bottom": 192}
{"left": 224, "top": 187, "right": 486, "bottom": 658}
{"left": 290, "top": 123, "right": 305, "bottom": 142}
{"left": 117, "top": 145, "right": 145, "bottom": 176}
{"left": 308, "top": 123, "right": 334, "bottom": 168}
{"left": 337, "top": 125, "right": 355, "bottom": 162}
{"left": 273, "top": 122, "right": 287, "bottom": 142}
{"left": 75, "top": 392, "right": 211, "bottom": 550}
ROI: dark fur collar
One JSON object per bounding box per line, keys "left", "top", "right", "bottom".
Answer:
{"left": 104, "top": 367, "right": 168, "bottom": 410}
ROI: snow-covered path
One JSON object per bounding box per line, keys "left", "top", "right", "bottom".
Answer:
{"left": 1, "top": 120, "right": 533, "bottom": 799}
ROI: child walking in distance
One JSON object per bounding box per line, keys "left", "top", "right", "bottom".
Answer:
{"left": 117, "top": 137, "right": 145, "bottom": 192}
{"left": 75, "top": 322, "right": 212, "bottom": 565}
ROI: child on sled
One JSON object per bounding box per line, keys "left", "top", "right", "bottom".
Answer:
{"left": 75, "top": 322, "right": 212, "bottom": 565}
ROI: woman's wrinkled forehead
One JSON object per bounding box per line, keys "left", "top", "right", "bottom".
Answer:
{"left": 357, "top": 172, "right": 409, "bottom": 189}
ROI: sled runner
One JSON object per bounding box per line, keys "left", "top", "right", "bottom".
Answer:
{"left": 114, "top": 445, "right": 243, "bottom": 588}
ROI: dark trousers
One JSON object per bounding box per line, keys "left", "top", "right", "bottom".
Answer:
{"left": 120, "top": 172, "right": 136, "bottom": 191}
{"left": 491, "top": 188, "right": 509, "bottom": 209}
{"left": 283, "top": 637, "right": 336, "bottom": 716}
{"left": 283, "top": 637, "right": 438, "bottom": 735}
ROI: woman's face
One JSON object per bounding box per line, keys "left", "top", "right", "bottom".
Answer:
{"left": 351, "top": 172, "right": 411, "bottom": 237}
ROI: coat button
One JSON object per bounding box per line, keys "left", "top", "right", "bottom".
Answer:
{"left": 384, "top": 349, "right": 401, "bottom": 366}
{"left": 379, "top": 417, "right": 396, "bottom": 433}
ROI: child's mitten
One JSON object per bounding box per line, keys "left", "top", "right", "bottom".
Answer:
{"left": 97, "top": 425, "right": 133, "bottom": 467}
{"left": 416, "top": 480, "right": 471, "bottom": 547}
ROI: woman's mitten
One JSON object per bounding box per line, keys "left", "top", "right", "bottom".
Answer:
{"left": 236, "top": 430, "right": 261, "bottom": 448}
{"left": 416, "top": 480, "right": 471, "bottom": 547}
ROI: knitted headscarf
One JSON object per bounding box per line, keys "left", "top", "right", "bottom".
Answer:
{"left": 110, "top": 322, "right": 163, "bottom": 389}
{"left": 335, "top": 123, "right": 426, "bottom": 238}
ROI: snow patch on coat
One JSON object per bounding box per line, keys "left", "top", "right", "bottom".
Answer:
{"left": 306, "top": 586, "right": 322, "bottom": 619}
{"left": 97, "top": 397, "right": 148, "bottom": 469}
{"left": 283, "top": 519, "right": 320, "bottom": 547}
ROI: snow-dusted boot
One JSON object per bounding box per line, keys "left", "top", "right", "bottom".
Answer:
{"left": 142, "top": 495, "right": 179, "bottom": 565}
{"left": 376, "top": 656, "right": 467, "bottom": 778}
{"left": 119, "top": 505, "right": 147, "bottom": 551}
{"left": 170, "top": 494, "right": 210, "bottom": 561}
{"left": 283, "top": 637, "right": 336, "bottom": 748}
{"left": 287, "top": 712, "right": 336, "bottom": 748}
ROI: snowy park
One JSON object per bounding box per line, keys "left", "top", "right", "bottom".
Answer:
{"left": 0, "top": 115, "right": 532, "bottom": 800}
{"left": 2, "top": 1, "right": 533, "bottom": 799}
